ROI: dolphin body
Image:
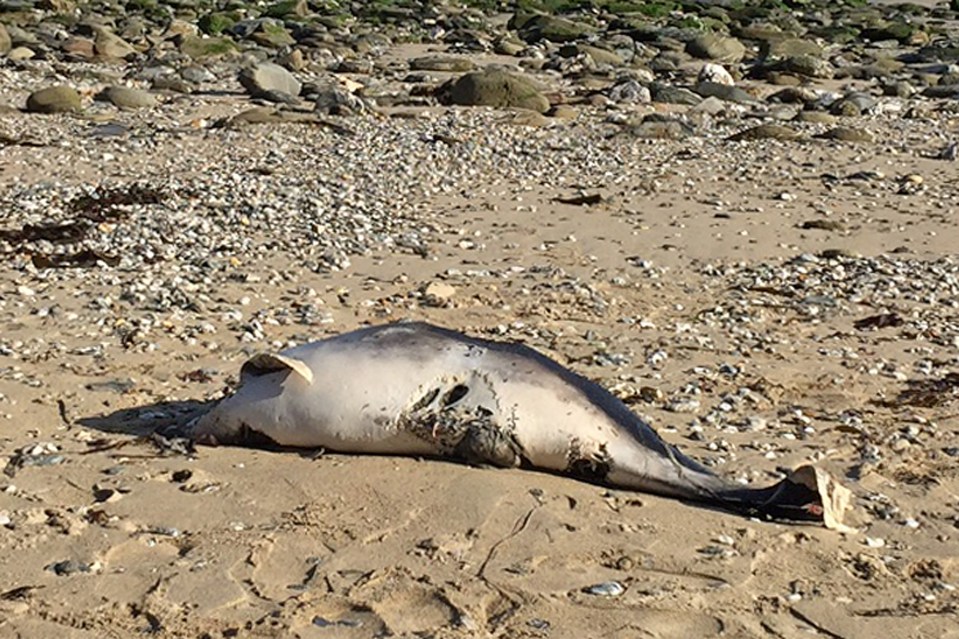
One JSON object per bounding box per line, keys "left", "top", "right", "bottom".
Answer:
{"left": 193, "top": 322, "right": 837, "bottom": 522}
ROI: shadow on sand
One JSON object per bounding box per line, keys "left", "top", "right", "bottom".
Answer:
{"left": 77, "top": 399, "right": 214, "bottom": 439}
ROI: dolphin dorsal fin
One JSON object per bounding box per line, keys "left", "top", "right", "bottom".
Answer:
{"left": 241, "top": 353, "right": 314, "bottom": 384}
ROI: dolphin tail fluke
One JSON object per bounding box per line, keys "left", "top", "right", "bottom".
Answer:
{"left": 715, "top": 465, "right": 854, "bottom": 530}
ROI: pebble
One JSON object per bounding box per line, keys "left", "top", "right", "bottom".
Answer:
{"left": 422, "top": 281, "right": 457, "bottom": 306}
{"left": 47, "top": 559, "right": 101, "bottom": 576}
{"left": 584, "top": 581, "right": 625, "bottom": 597}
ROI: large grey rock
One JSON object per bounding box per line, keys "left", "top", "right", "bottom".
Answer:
{"left": 95, "top": 86, "right": 157, "bottom": 109}
{"left": 238, "top": 62, "right": 301, "bottom": 100}
{"left": 446, "top": 69, "right": 549, "bottom": 113}
{"left": 26, "top": 86, "right": 81, "bottom": 113}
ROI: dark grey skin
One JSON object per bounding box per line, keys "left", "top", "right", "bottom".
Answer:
{"left": 193, "top": 322, "right": 826, "bottom": 522}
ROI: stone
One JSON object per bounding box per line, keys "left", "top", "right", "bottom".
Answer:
{"left": 410, "top": 55, "right": 476, "bottom": 72}
{"left": 310, "top": 82, "right": 367, "bottom": 115}
{"left": 650, "top": 51, "right": 686, "bottom": 73}
{"left": 62, "top": 37, "right": 95, "bottom": 59}
{"left": 651, "top": 84, "right": 702, "bottom": 106}
{"left": 7, "top": 46, "right": 33, "bottom": 60}
{"left": 577, "top": 44, "right": 623, "bottom": 67}
{"left": 518, "top": 15, "right": 595, "bottom": 44}
{"left": 507, "top": 110, "right": 550, "bottom": 127}
{"left": 627, "top": 118, "right": 691, "bottom": 140}
{"left": 917, "top": 41, "right": 959, "bottom": 64}
{"left": 728, "top": 124, "right": 800, "bottom": 142}
{"left": 94, "top": 27, "right": 137, "bottom": 60}
{"left": 238, "top": 63, "right": 302, "bottom": 100}
{"left": 766, "top": 72, "right": 802, "bottom": 86}
{"left": 698, "top": 63, "right": 734, "bottom": 86}
{"left": 861, "top": 21, "right": 920, "bottom": 44}
{"left": 446, "top": 69, "right": 549, "bottom": 113}
{"left": 264, "top": 0, "right": 309, "bottom": 18}
{"left": 694, "top": 82, "right": 756, "bottom": 104}
{"left": 335, "top": 58, "right": 374, "bottom": 74}
{"left": 608, "top": 79, "right": 650, "bottom": 104}
{"left": 686, "top": 34, "right": 746, "bottom": 64}
{"left": 882, "top": 81, "right": 915, "bottom": 98}
{"left": 249, "top": 22, "right": 296, "bottom": 48}
{"left": 781, "top": 55, "right": 833, "bottom": 79}
{"left": 922, "top": 85, "right": 959, "bottom": 99}
{"left": 794, "top": 111, "right": 837, "bottom": 125}
{"left": 816, "top": 127, "right": 874, "bottom": 143}
{"left": 198, "top": 12, "right": 238, "bottom": 35}
{"left": 151, "top": 76, "right": 193, "bottom": 93}
{"left": 181, "top": 66, "right": 215, "bottom": 84}
{"left": 691, "top": 96, "right": 727, "bottom": 116}
{"left": 494, "top": 38, "right": 524, "bottom": 56}
{"left": 0, "top": 24, "right": 10, "bottom": 56}
{"left": 423, "top": 281, "right": 456, "bottom": 305}
{"left": 830, "top": 93, "right": 877, "bottom": 117}
{"left": 761, "top": 38, "right": 823, "bottom": 60}
{"left": 548, "top": 104, "right": 578, "bottom": 120}
{"left": 38, "top": 0, "right": 76, "bottom": 10}
{"left": 279, "top": 49, "right": 307, "bottom": 72}
{"left": 95, "top": 86, "right": 157, "bottom": 109}
{"left": 809, "top": 23, "right": 861, "bottom": 44}
{"left": 179, "top": 35, "right": 237, "bottom": 59}
{"left": 25, "top": 86, "right": 81, "bottom": 113}
{"left": 220, "top": 107, "right": 291, "bottom": 125}
{"left": 164, "top": 19, "right": 200, "bottom": 40}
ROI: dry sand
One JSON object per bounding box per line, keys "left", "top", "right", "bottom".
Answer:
{"left": 2, "top": 51, "right": 959, "bottom": 639}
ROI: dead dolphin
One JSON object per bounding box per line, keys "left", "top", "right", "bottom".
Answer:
{"left": 192, "top": 322, "right": 850, "bottom": 525}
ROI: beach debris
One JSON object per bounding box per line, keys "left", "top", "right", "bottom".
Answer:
{"left": 554, "top": 192, "right": 604, "bottom": 206}
{"left": 854, "top": 313, "right": 904, "bottom": 331}
{"left": 46, "top": 560, "right": 101, "bottom": 576}
{"left": 3, "top": 444, "right": 65, "bottom": 478}
{"left": 313, "top": 616, "right": 363, "bottom": 628}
